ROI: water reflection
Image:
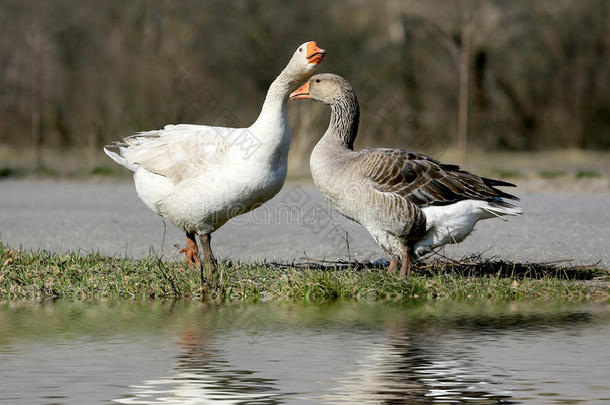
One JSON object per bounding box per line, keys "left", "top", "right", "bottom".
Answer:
{"left": 324, "top": 319, "right": 515, "bottom": 404}
{"left": 115, "top": 330, "right": 282, "bottom": 404}
{"left": 0, "top": 301, "right": 608, "bottom": 404}
{"left": 109, "top": 302, "right": 609, "bottom": 404}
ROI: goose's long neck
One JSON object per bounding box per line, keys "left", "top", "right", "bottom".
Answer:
{"left": 253, "top": 68, "right": 295, "bottom": 129}
{"left": 326, "top": 93, "right": 360, "bottom": 150}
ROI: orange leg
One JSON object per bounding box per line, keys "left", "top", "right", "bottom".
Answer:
{"left": 399, "top": 244, "right": 411, "bottom": 278}
{"left": 387, "top": 257, "right": 398, "bottom": 274}
{"left": 179, "top": 232, "right": 199, "bottom": 266}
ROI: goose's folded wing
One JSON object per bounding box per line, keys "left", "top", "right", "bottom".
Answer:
{"left": 105, "top": 124, "right": 235, "bottom": 183}
{"left": 354, "top": 148, "right": 518, "bottom": 207}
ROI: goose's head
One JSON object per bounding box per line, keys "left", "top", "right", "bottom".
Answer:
{"left": 285, "top": 41, "right": 327, "bottom": 82}
{"left": 289, "top": 73, "right": 355, "bottom": 105}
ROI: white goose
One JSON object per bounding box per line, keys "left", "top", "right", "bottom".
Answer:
{"left": 105, "top": 41, "right": 326, "bottom": 265}
{"left": 290, "top": 74, "right": 521, "bottom": 277}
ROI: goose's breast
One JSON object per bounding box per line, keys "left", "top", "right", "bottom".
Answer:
{"left": 158, "top": 159, "right": 286, "bottom": 232}
{"left": 217, "top": 160, "right": 287, "bottom": 209}
{"left": 311, "top": 161, "right": 370, "bottom": 223}
{"left": 312, "top": 156, "right": 417, "bottom": 235}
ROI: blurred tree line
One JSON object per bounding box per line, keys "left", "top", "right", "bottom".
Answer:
{"left": 0, "top": 0, "right": 609, "bottom": 170}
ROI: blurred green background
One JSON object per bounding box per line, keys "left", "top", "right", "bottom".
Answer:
{"left": 0, "top": 0, "right": 609, "bottom": 176}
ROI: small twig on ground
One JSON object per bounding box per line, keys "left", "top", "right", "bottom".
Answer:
{"left": 160, "top": 219, "right": 167, "bottom": 253}
{"left": 332, "top": 226, "right": 351, "bottom": 264}
{"left": 536, "top": 259, "right": 574, "bottom": 265}
{"left": 150, "top": 248, "right": 181, "bottom": 298}
{"left": 199, "top": 260, "right": 204, "bottom": 291}
{"left": 427, "top": 249, "right": 462, "bottom": 265}
{"left": 303, "top": 251, "right": 311, "bottom": 269}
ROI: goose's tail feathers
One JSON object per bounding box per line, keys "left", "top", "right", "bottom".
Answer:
{"left": 482, "top": 199, "right": 523, "bottom": 219}
{"left": 103, "top": 144, "right": 137, "bottom": 172}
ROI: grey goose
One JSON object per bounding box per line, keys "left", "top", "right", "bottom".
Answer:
{"left": 290, "top": 73, "right": 521, "bottom": 277}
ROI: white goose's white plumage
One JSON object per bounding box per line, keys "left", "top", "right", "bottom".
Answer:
{"left": 105, "top": 41, "right": 326, "bottom": 264}
{"left": 290, "top": 74, "right": 521, "bottom": 277}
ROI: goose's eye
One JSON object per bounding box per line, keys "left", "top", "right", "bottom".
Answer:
{"left": 315, "top": 79, "right": 321, "bottom": 83}
{"left": 298, "top": 47, "right": 302, "bottom": 52}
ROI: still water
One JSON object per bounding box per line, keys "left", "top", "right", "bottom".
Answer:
{"left": 0, "top": 300, "right": 609, "bottom": 404}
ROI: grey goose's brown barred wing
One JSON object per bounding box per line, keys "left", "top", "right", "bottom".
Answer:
{"left": 354, "top": 148, "right": 519, "bottom": 207}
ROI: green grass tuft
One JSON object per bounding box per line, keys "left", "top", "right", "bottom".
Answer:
{"left": 484, "top": 167, "right": 523, "bottom": 179}
{"left": 0, "top": 243, "right": 607, "bottom": 302}
{"left": 576, "top": 170, "right": 602, "bottom": 179}
{"left": 538, "top": 170, "right": 567, "bottom": 179}
{"left": 0, "top": 167, "right": 13, "bottom": 177}
{"left": 89, "top": 165, "right": 125, "bottom": 176}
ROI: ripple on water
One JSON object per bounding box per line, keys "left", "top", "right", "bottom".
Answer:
{"left": 0, "top": 301, "right": 608, "bottom": 404}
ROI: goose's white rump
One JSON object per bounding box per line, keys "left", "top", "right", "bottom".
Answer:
{"left": 104, "top": 41, "right": 327, "bottom": 264}
{"left": 414, "top": 199, "right": 522, "bottom": 256}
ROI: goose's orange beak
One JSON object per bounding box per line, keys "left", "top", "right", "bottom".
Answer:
{"left": 290, "top": 81, "right": 310, "bottom": 100}
{"left": 306, "top": 41, "right": 326, "bottom": 64}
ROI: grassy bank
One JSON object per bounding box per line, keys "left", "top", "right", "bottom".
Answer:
{"left": 1, "top": 244, "right": 607, "bottom": 302}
